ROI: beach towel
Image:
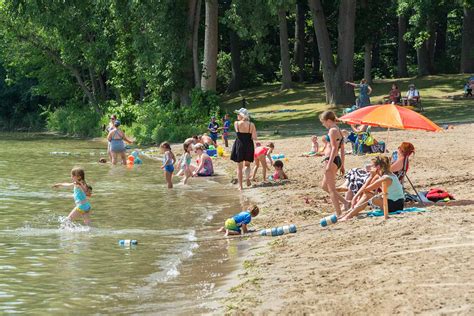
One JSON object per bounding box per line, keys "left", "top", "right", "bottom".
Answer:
{"left": 366, "top": 207, "right": 429, "bottom": 217}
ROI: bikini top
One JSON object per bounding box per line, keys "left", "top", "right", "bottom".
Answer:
{"left": 325, "top": 127, "right": 344, "bottom": 149}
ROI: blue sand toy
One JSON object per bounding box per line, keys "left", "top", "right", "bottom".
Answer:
{"left": 260, "top": 224, "right": 297, "bottom": 236}
{"left": 320, "top": 214, "right": 337, "bottom": 227}
{"left": 119, "top": 240, "right": 138, "bottom": 246}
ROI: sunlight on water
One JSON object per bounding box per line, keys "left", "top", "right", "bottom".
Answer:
{"left": 0, "top": 134, "right": 244, "bottom": 314}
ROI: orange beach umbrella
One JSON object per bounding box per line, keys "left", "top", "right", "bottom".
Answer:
{"left": 339, "top": 104, "right": 441, "bottom": 132}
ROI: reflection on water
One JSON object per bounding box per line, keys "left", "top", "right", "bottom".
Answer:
{"left": 0, "top": 134, "right": 246, "bottom": 314}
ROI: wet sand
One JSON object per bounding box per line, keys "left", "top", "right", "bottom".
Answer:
{"left": 218, "top": 123, "right": 474, "bottom": 314}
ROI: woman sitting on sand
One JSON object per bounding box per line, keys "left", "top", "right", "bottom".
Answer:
{"left": 319, "top": 111, "right": 348, "bottom": 216}
{"left": 340, "top": 155, "right": 404, "bottom": 221}
{"left": 339, "top": 141, "right": 415, "bottom": 204}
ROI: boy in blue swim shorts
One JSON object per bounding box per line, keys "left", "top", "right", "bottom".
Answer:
{"left": 207, "top": 116, "right": 219, "bottom": 146}
{"left": 217, "top": 205, "right": 259, "bottom": 236}
{"left": 221, "top": 114, "right": 231, "bottom": 147}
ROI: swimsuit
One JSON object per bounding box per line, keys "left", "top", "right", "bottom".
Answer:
{"left": 208, "top": 122, "right": 219, "bottom": 141}
{"left": 254, "top": 146, "right": 269, "bottom": 159}
{"left": 180, "top": 153, "right": 192, "bottom": 170}
{"left": 73, "top": 186, "right": 91, "bottom": 213}
{"left": 223, "top": 120, "right": 230, "bottom": 139}
{"left": 110, "top": 130, "right": 125, "bottom": 152}
{"left": 162, "top": 154, "right": 175, "bottom": 173}
{"left": 323, "top": 128, "right": 344, "bottom": 169}
{"left": 197, "top": 156, "right": 214, "bottom": 176}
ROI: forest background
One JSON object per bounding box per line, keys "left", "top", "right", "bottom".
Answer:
{"left": 0, "top": 0, "right": 473, "bottom": 142}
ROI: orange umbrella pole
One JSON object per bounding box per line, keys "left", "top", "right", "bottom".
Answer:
{"left": 382, "top": 181, "right": 389, "bottom": 219}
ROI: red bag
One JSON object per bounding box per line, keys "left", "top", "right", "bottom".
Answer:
{"left": 426, "top": 188, "right": 454, "bottom": 202}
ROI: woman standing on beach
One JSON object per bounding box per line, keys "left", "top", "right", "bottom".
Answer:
{"left": 320, "top": 111, "right": 348, "bottom": 216}
{"left": 231, "top": 108, "right": 257, "bottom": 191}
{"left": 345, "top": 79, "right": 372, "bottom": 107}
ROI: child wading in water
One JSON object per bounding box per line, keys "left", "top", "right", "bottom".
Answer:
{"left": 160, "top": 142, "right": 176, "bottom": 188}
{"left": 218, "top": 205, "right": 259, "bottom": 236}
{"left": 177, "top": 140, "right": 193, "bottom": 185}
{"left": 53, "top": 167, "right": 92, "bottom": 225}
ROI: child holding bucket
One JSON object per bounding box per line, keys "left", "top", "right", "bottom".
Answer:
{"left": 160, "top": 142, "right": 176, "bottom": 189}
{"left": 53, "top": 167, "right": 93, "bottom": 225}
{"left": 217, "top": 205, "right": 259, "bottom": 236}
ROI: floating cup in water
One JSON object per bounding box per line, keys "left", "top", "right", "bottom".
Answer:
{"left": 119, "top": 240, "right": 138, "bottom": 246}
{"left": 260, "top": 224, "right": 296, "bottom": 236}
{"left": 320, "top": 214, "right": 337, "bottom": 227}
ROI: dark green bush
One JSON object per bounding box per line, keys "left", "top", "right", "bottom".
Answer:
{"left": 46, "top": 102, "right": 102, "bottom": 137}
{"left": 130, "top": 89, "right": 222, "bottom": 145}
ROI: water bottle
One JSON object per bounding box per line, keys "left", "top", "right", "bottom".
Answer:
{"left": 392, "top": 150, "right": 398, "bottom": 162}
{"left": 320, "top": 214, "right": 337, "bottom": 227}
{"left": 119, "top": 239, "right": 138, "bottom": 246}
{"left": 260, "top": 224, "right": 297, "bottom": 236}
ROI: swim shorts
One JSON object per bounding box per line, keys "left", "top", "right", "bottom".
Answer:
{"left": 224, "top": 218, "right": 240, "bottom": 232}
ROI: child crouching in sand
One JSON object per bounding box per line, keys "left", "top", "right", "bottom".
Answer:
{"left": 270, "top": 160, "right": 288, "bottom": 180}
{"left": 218, "top": 205, "right": 259, "bottom": 236}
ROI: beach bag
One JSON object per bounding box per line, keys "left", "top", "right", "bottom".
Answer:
{"left": 426, "top": 188, "right": 454, "bottom": 202}
{"left": 364, "top": 134, "right": 375, "bottom": 146}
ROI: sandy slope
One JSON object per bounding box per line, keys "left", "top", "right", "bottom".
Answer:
{"left": 221, "top": 123, "right": 474, "bottom": 315}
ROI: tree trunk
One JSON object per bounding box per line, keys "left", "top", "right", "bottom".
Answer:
{"left": 460, "top": 7, "right": 474, "bottom": 73}
{"left": 201, "top": 0, "right": 218, "bottom": 91}
{"left": 310, "top": 29, "right": 320, "bottom": 82}
{"left": 309, "top": 0, "right": 356, "bottom": 105}
{"left": 416, "top": 43, "right": 431, "bottom": 76}
{"left": 426, "top": 19, "right": 436, "bottom": 74}
{"left": 364, "top": 42, "right": 372, "bottom": 84}
{"left": 397, "top": 15, "right": 408, "bottom": 77}
{"left": 434, "top": 10, "right": 448, "bottom": 70}
{"left": 226, "top": 29, "right": 242, "bottom": 93}
{"left": 193, "top": 0, "right": 202, "bottom": 87}
{"left": 294, "top": 1, "right": 306, "bottom": 83}
{"left": 278, "top": 9, "right": 293, "bottom": 90}
{"left": 177, "top": 0, "right": 198, "bottom": 105}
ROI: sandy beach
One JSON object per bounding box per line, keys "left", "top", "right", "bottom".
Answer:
{"left": 219, "top": 122, "right": 474, "bottom": 314}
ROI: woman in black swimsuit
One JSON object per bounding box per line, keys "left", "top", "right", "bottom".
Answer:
{"left": 231, "top": 108, "right": 257, "bottom": 191}
{"left": 319, "top": 111, "right": 348, "bottom": 216}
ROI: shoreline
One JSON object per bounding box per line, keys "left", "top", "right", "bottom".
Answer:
{"left": 217, "top": 123, "right": 474, "bottom": 314}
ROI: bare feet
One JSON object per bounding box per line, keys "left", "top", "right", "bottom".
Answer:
{"left": 224, "top": 229, "right": 230, "bottom": 236}
{"left": 217, "top": 227, "right": 225, "bottom": 233}
{"left": 246, "top": 178, "right": 251, "bottom": 187}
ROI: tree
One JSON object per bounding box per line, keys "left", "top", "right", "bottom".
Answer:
{"left": 397, "top": 14, "right": 409, "bottom": 77}
{"left": 460, "top": 3, "right": 474, "bottom": 73}
{"left": 278, "top": 8, "right": 293, "bottom": 89}
{"left": 294, "top": 0, "right": 307, "bottom": 82}
{"left": 308, "top": 0, "right": 356, "bottom": 105}
{"left": 201, "top": 0, "right": 218, "bottom": 91}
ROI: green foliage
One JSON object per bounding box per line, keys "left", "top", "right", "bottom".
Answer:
{"left": 131, "top": 90, "right": 221, "bottom": 145}
{"left": 45, "top": 103, "right": 102, "bottom": 137}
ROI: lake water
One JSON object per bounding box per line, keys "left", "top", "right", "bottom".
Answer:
{"left": 0, "top": 134, "right": 247, "bottom": 314}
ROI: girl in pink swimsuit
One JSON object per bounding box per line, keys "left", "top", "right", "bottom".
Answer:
{"left": 251, "top": 142, "right": 275, "bottom": 182}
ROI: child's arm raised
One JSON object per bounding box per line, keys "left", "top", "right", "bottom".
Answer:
{"left": 52, "top": 182, "right": 74, "bottom": 189}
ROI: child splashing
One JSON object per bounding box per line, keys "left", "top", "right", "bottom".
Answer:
{"left": 160, "top": 142, "right": 176, "bottom": 189}
{"left": 53, "top": 167, "right": 92, "bottom": 225}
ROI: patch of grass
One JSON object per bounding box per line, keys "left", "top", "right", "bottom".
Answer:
{"left": 221, "top": 74, "right": 474, "bottom": 137}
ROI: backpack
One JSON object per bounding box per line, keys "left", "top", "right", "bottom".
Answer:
{"left": 426, "top": 188, "right": 454, "bottom": 202}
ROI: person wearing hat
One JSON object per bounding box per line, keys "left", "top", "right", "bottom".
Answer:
{"left": 107, "top": 119, "right": 133, "bottom": 165}
{"left": 207, "top": 116, "right": 219, "bottom": 146}
{"left": 230, "top": 108, "right": 257, "bottom": 190}
{"left": 405, "top": 83, "right": 420, "bottom": 106}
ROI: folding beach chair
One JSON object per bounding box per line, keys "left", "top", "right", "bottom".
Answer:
{"left": 395, "top": 154, "right": 425, "bottom": 206}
